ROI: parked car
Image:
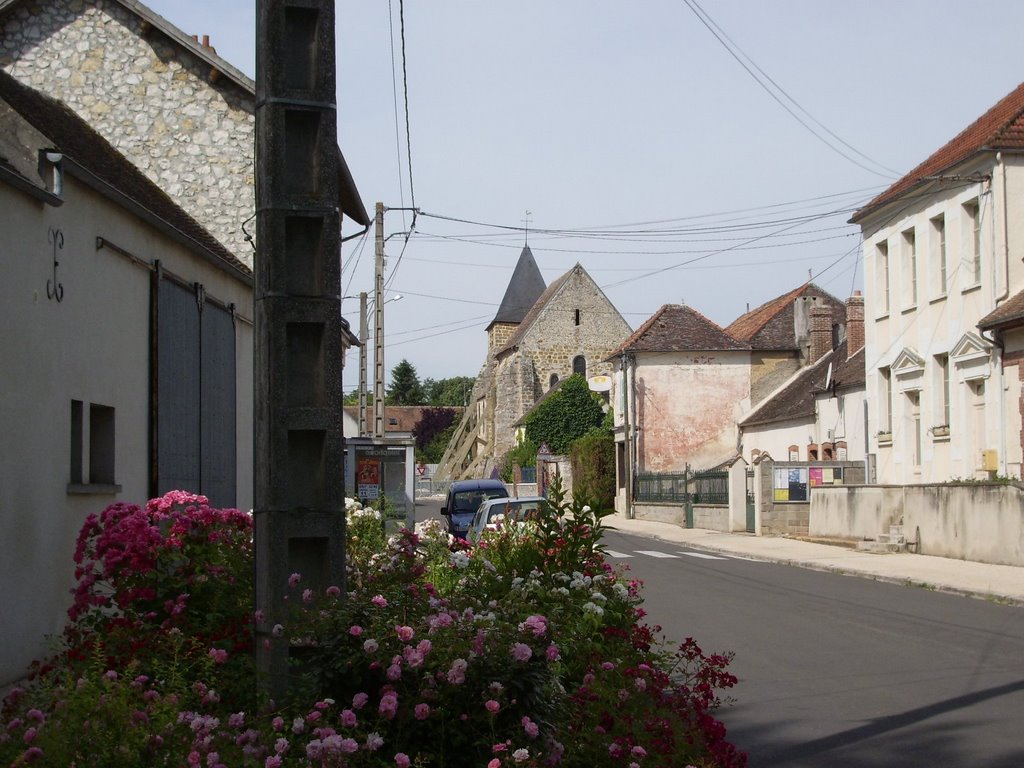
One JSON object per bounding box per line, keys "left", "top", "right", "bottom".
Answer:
{"left": 467, "top": 495, "right": 549, "bottom": 543}
{"left": 441, "top": 479, "right": 509, "bottom": 539}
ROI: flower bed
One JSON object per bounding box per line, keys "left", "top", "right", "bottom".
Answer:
{"left": 1, "top": 484, "right": 745, "bottom": 767}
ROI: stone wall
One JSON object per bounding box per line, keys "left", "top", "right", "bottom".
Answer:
{"left": 1, "top": 0, "right": 256, "bottom": 265}
{"left": 521, "top": 266, "right": 631, "bottom": 389}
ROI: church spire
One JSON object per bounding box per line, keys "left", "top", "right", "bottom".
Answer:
{"left": 487, "top": 244, "right": 546, "bottom": 331}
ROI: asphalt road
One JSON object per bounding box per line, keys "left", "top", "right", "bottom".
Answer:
{"left": 414, "top": 499, "right": 1024, "bottom": 767}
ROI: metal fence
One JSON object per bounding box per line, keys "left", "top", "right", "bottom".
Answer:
{"left": 634, "top": 469, "right": 729, "bottom": 505}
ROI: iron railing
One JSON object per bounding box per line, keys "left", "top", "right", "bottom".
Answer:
{"left": 634, "top": 469, "right": 729, "bottom": 505}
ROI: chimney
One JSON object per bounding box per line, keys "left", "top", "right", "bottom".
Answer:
{"left": 845, "top": 290, "right": 864, "bottom": 357}
{"left": 809, "top": 305, "right": 832, "bottom": 364}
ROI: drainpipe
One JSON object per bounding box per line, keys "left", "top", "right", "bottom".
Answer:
{"left": 985, "top": 153, "right": 1010, "bottom": 477}
{"left": 618, "top": 352, "right": 634, "bottom": 520}
{"left": 994, "top": 152, "right": 1010, "bottom": 305}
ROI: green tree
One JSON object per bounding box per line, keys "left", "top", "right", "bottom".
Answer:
{"left": 386, "top": 359, "right": 425, "bottom": 405}
{"left": 569, "top": 428, "right": 616, "bottom": 510}
{"left": 423, "top": 376, "right": 476, "bottom": 406}
{"left": 523, "top": 375, "right": 605, "bottom": 454}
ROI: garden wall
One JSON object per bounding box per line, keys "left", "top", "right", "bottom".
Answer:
{"left": 811, "top": 483, "right": 1024, "bottom": 566}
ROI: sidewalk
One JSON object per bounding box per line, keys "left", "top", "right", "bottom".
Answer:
{"left": 606, "top": 513, "right": 1024, "bottom": 606}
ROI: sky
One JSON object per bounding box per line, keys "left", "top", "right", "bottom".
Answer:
{"left": 144, "top": 0, "right": 1024, "bottom": 391}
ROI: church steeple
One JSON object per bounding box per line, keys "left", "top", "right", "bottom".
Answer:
{"left": 487, "top": 245, "right": 546, "bottom": 350}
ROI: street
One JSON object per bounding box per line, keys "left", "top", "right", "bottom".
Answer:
{"left": 415, "top": 499, "right": 1024, "bottom": 767}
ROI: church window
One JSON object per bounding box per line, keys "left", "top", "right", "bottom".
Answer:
{"left": 575, "top": 309, "right": 581, "bottom": 326}
{"left": 573, "top": 356, "right": 586, "bottom": 377}
{"left": 549, "top": 373, "right": 559, "bottom": 389}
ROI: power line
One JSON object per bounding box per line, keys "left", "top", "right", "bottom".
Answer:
{"left": 682, "top": 0, "right": 900, "bottom": 180}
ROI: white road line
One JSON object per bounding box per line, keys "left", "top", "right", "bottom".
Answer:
{"left": 604, "top": 550, "right": 634, "bottom": 559}
{"left": 678, "top": 551, "right": 728, "bottom": 560}
{"left": 634, "top": 550, "right": 679, "bottom": 559}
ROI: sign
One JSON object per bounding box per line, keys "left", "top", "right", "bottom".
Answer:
{"left": 588, "top": 375, "right": 612, "bottom": 392}
{"left": 416, "top": 464, "right": 427, "bottom": 477}
{"left": 356, "top": 456, "right": 380, "bottom": 500}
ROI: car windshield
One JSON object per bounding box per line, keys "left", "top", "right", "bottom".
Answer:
{"left": 487, "top": 501, "right": 540, "bottom": 523}
{"left": 453, "top": 489, "right": 507, "bottom": 513}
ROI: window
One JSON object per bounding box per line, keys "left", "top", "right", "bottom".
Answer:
{"left": 876, "top": 240, "right": 890, "bottom": 313}
{"left": 69, "top": 400, "right": 119, "bottom": 492}
{"left": 572, "top": 355, "right": 586, "bottom": 377}
{"left": 907, "top": 391, "right": 922, "bottom": 470}
{"left": 964, "top": 199, "right": 982, "bottom": 284}
{"left": 931, "top": 214, "right": 946, "bottom": 295}
{"left": 879, "top": 367, "right": 893, "bottom": 433}
{"left": 935, "top": 354, "right": 950, "bottom": 428}
{"left": 903, "top": 228, "right": 917, "bottom": 305}
{"left": 574, "top": 309, "right": 581, "bottom": 326}
{"left": 549, "top": 373, "right": 559, "bottom": 389}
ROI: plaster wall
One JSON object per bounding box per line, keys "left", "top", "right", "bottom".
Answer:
{"left": 750, "top": 351, "right": 799, "bottom": 406}
{"left": 0, "top": 171, "right": 252, "bottom": 685}
{"left": 1, "top": 0, "right": 256, "bottom": 265}
{"left": 861, "top": 156, "right": 1024, "bottom": 483}
{"left": 635, "top": 350, "right": 750, "bottom": 473}
{"left": 811, "top": 484, "right": 1024, "bottom": 566}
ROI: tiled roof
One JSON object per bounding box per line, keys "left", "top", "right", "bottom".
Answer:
{"left": 852, "top": 81, "right": 1024, "bottom": 223}
{"left": 488, "top": 245, "right": 547, "bottom": 329}
{"left": 740, "top": 341, "right": 865, "bottom": 428}
{"left": 0, "top": 70, "right": 250, "bottom": 277}
{"left": 726, "top": 283, "right": 844, "bottom": 350}
{"left": 610, "top": 304, "right": 748, "bottom": 356}
{"left": 344, "top": 405, "right": 464, "bottom": 434}
{"left": 978, "top": 288, "right": 1024, "bottom": 331}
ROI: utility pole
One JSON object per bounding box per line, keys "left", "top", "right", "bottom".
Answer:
{"left": 358, "top": 291, "right": 368, "bottom": 437}
{"left": 373, "top": 202, "right": 386, "bottom": 439}
{"left": 254, "top": 0, "right": 347, "bottom": 702}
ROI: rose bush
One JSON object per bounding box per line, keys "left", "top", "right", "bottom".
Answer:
{"left": 1, "top": 488, "right": 745, "bottom": 767}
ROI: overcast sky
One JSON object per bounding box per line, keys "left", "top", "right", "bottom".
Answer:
{"left": 145, "top": 0, "right": 1024, "bottom": 390}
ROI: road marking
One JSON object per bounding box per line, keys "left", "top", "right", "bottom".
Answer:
{"left": 634, "top": 550, "right": 679, "bottom": 558}
{"left": 678, "top": 551, "right": 728, "bottom": 560}
{"left": 604, "top": 549, "right": 633, "bottom": 559}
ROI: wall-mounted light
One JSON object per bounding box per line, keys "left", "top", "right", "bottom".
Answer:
{"left": 41, "top": 149, "right": 64, "bottom": 197}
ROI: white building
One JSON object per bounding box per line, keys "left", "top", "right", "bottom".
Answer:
{"left": 852, "top": 82, "right": 1024, "bottom": 483}
{"left": 0, "top": 71, "right": 254, "bottom": 684}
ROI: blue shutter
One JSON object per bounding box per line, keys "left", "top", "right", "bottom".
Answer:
{"left": 157, "top": 279, "right": 201, "bottom": 495}
{"left": 201, "top": 303, "right": 237, "bottom": 508}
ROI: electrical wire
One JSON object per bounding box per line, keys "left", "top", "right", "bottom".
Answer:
{"left": 682, "top": 0, "right": 900, "bottom": 180}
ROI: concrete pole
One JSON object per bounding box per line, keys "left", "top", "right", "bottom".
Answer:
{"left": 358, "top": 291, "right": 368, "bottom": 437}
{"left": 373, "top": 202, "right": 385, "bottom": 439}
{"left": 254, "top": 0, "right": 346, "bottom": 703}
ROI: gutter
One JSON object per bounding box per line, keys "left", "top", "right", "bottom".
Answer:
{"left": 0, "top": 161, "right": 62, "bottom": 206}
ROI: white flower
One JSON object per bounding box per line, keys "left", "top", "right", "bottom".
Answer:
{"left": 449, "top": 551, "right": 470, "bottom": 569}
{"left": 513, "top": 748, "right": 530, "bottom": 762}
{"left": 590, "top": 592, "right": 607, "bottom": 603}
{"left": 613, "top": 583, "right": 629, "bottom": 598}
{"left": 583, "top": 602, "right": 605, "bottom": 617}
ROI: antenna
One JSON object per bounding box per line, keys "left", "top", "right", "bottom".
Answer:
{"left": 824, "top": 361, "right": 834, "bottom": 397}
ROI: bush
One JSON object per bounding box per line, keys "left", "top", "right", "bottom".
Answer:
{"left": 523, "top": 375, "right": 605, "bottom": 454}
{"left": 569, "top": 429, "right": 616, "bottom": 510}
{"left": 1, "top": 489, "right": 745, "bottom": 767}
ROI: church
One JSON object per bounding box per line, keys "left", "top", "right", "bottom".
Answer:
{"left": 439, "top": 245, "right": 632, "bottom": 478}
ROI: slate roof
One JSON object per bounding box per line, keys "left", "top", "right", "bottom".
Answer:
{"left": 0, "top": 69, "right": 250, "bottom": 278}
{"left": 740, "top": 341, "right": 865, "bottom": 428}
{"left": 488, "top": 245, "right": 547, "bottom": 330}
{"left": 852, "top": 81, "right": 1024, "bottom": 223}
{"left": 978, "top": 288, "right": 1024, "bottom": 331}
{"left": 610, "top": 304, "right": 748, "bottom": 356}
{"left": 726, "top": 283, "right": 844, "bottom": 350}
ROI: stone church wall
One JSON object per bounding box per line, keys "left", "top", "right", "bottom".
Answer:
{"left": 1, "top": 1, "right": 256, "bottom": 265}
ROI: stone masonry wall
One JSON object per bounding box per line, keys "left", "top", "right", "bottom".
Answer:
{"left": 522, "top": 266, "right": 631, "bottom": 392}
{"left": 1, "top": 0, "right": 256, "bottom": 265}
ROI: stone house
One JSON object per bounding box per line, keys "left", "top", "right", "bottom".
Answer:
{"left": 439, "top": 247, "right": 632, "bottom": 478}
{"left": 739, "top": 292, "right": 867, "bottom": 465}
{"left": 0, "top": 0, "right": 369, "bottom": 267}
{"left": 609, "top": 283, "right": 846, "bottom": 516}
{"left": 0, "top": 71, "right": 254, "bottom": 685}
{"left": 851, "top": 80, "right": 1024, "bottom": 483}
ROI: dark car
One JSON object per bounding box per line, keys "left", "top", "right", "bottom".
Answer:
{"left": 441, "top": 479, "right": 509, "bottom": 539}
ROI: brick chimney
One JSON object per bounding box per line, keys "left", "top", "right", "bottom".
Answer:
{"left": 809, "top": 305, "right": 832, "bottom": 363}
{"left": 845, "top": 290, "right": 864, "bottom": 357}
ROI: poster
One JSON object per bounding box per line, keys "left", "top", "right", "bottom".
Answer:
{"left": 788, "top": 468, "right": 808, "bottom": 502}
{"left": 357, "top": 457, "right": 381, "bottom": 499}
{"left": 809, "top": 467, "right": 823, "bottom": 487}
{"left": 822, "top": 468, "right": 833, "bottom": 484}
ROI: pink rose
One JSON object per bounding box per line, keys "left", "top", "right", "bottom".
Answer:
{"left": 485, "top": 699, "right": 500, "bottom": 713}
